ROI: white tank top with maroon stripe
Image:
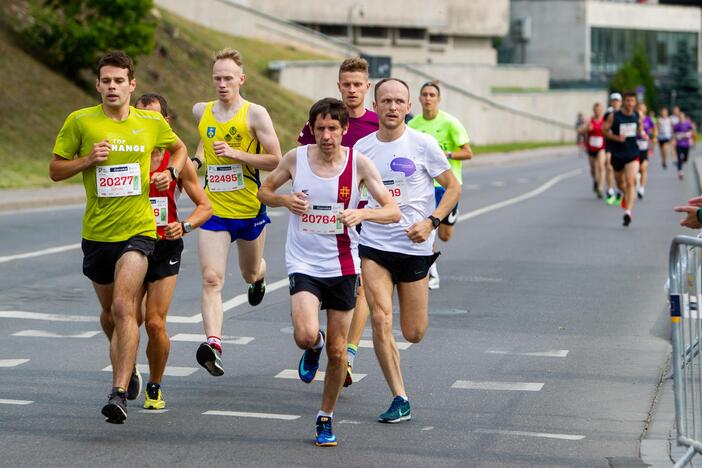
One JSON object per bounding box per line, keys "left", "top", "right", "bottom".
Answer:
{"left": 286, "top": 145, "right": 360, "bottom": 278}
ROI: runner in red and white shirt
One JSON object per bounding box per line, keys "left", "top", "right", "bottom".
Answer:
{"left": 135, "top": 94, "right": 211, "bottom": 410}
{"left": 258, "top": 97, "right": 398, "bottom": 447}
{"left": 580, "top": 102, "right": 606, "bottom": 198}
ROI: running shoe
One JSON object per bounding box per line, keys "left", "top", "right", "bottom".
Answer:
{"left": 623, "top": 212, "right": 632, "bottom": 227}
{"left": 127, "top": 366, "right": 142, "bottom": 400}
{"left": 343, "top": 362, "right": 353, "bottom": 388}
{"left": 248, "top": 279, "right": 266, "bottom": 306}
{"left": 606, "top": 194, "right": 616, "bottom": 205}
{"left": 315, "top": 416, "right": 337, "bottom": 447}
{"left": 378, "top": 396, "right": 411, "bottom": 423}
{"left": 298, "top": 331, "right": 325, "bottom": 384}
{"left": 615, "top": 193, "right": 623, "bottom": 206}
{"left": 196, "top": 342, "right": 224, "bottom": 376}
{"left": 663, "top": 161, "right": 668, "bottom": 169}
{"left": 595, "top": 188, "right": 603, "bottom": 199}
{"left": 143, "top": 383, "right": 165, "bottom": 410}
{"left": 592, "top": 181, "right": 598, "bottom": 193}
{"left": 428, "top": 275, "right": 440, "bottom": 290}
{"left": 637, "top": 188, "right": 644, "bottom": 200}
{"left": 102, "top": 389, "right": 128, "bottom": 424}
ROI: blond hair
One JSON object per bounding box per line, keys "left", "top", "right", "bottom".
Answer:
{"left": 214, "top": 48, "right": 243, "bottom": 67}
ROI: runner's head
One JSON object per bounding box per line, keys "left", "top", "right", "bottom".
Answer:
{"left": 212, "top": 48, "right": 245, "bottom": 102}
{"left": 337, "top": 57, "right": 371, "bottom": 112}
{"left": 136, "top": 93, "right": 170, "bottom": 122}
{"left": 660, "top": 107, "right": 669, "bottom": 117}
{"left": 609, "top": 92, "right": 622, "bottom": 110}
{"left": 637, "top": 102, "right": 647, "bottom": 116}
{"left": 593, "top": 102, "right": 602, "bottom": 117}
{"left": 309, "top": 97, "right": 349, "bottom": 156}
{"left": 673, "top": 105, "right": 681, "bottom": 116}
{"left": 96, "top": 51, "right": 136, "bottom": 109}
{"left": 373, "top": 78, "right": 411, "bottom": 131}
{"left": 419, "top": 81, "right": 441, "bottom": 115}
{"left": 622, "top": 92, "right": 637, "bottom": 113}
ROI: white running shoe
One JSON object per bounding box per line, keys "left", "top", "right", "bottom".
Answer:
{"left": 428, "top": 275, "right": 440, "bottom": 290}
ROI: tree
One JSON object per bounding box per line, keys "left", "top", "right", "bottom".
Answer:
{"left": 671, "top": 39, "right": 702, "bottom": 125}
{"left": 631, "top": 44, "right": 658, "bottom": 111}
{"left": 22, "top": 0, "right": 156, "bottom": 81}
{"left": 609, "top": 63, "right": 642, "bottom": 95}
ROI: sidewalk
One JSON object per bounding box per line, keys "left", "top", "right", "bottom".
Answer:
{"left": 0, "top": 145, "right": 580, "bottom": 212}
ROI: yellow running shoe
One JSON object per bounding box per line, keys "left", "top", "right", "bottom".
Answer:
{"left": 143, "top": 383, "right": 166, "bottom": 410}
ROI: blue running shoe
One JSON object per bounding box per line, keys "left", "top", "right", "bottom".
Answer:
{"left": 315, "top": 416, "right": 337, "bottom": 447}
{"left": 298, "top": 331, "right": 324, "bottom": 384}
{"left": 378, "top": 396, "right": 411, "bottom": 423}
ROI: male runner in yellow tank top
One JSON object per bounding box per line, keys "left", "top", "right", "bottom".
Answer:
{"left": 192, "top": 48, "right": 282, "bottom": 375}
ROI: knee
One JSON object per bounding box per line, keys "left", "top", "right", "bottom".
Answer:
{"left": 294, "top": 328, "right": 319, "bottom": 350}
{"left": 325, "top": 342, "right": 346, "bottom": 365}
{"left": 111, "top": 297, "right": 133, "bottom": 322}
{"left": 145, "top": 316, "right": 166, "bottom": 338}
{"left": 202, "top": 268, "right": 224, "bottom": 291}
{"left": 241, "top": 269, "right": 258, "bottom": 284}
{"left": 402, "top": 327, "right": 425, "bottom": 344}
{"left": 371, "top": 309, "right": 392, "bottom": 336}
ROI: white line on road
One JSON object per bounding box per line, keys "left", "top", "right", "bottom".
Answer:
{"left": 0, "top": 311, "right": 98, "bottom": 322}
{"left": 457, "top": 168, "right": 582, "bottom": 224}
{"left": 275, "top": 369, "right": 367, "bottom": 382}
{"left": 12, "top": 330, "right": 101, "bottom": 339}
{"left": 464, "top": 184, "right": 480, "bottom": 190}
{"left": 473, "top": 428, "right": 585, "bottom": 441}
{"left": 490, "top": 181, "right": 506, "bottom": 187}
{"left": 0, "top": 243, "right": 80, "bottom": 264}
{"left": 485, "top": 349, "right": 569, "bottom": 358}
{"left": 203, "top": 410, "right": 300, "bottom": 420}
{"left": 102, "top": 364, "right": 198, "bottom": 377}
{"left": 0, "top": 399, "right": 33, "bottom": 405}
{"left": 358, "top": 339, "right": 411, "bottom": 350}
{"left": 170, "top": 333, "right": 254, "bottom": 345}
{"left": 139, "top": 409, "right": 169, "bottom": 414}
{"left": 0, "top": 359, "right": 30, "bottom": 367}
{"left": 451, "top": 380, "right": 544, "bottom": 392}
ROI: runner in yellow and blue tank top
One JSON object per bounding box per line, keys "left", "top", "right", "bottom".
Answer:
{"left": 192, "top": 48, "right": 282, "bottom": 376}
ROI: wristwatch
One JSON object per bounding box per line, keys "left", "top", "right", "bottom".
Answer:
{"left": 181, "top": 221, "right": 193, "bottom": 234}
{"left": 167, "top": 166, "right": 179, "bottom": 181}
{"left": 191, "top": 156, "right": 203, "bottom": 170}
{"left": 447, "top": 152, "right": 453, "bottom": 159}
{"left": 428, "top": 215, "right": 440, "bottom": 229}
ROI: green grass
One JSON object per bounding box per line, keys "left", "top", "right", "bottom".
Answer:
{"left": 0, "top": 8, "right": 327, "bottom": 189}
{"left": 472, "top": 141, "right": 573, "bottom": 155}
{"left": 491, "top": 87, "right": 549, "bottom": 94}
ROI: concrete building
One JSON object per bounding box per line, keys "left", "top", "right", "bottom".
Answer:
{"left": 503, "top": 0, "right": 701, "bottom": 84}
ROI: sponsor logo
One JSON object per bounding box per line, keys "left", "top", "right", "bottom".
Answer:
{"left": 338, "top": 186, "right": 351, "bottom": 200}
{"left": 390, "top": 157, "right": 416, "bottom": 176}
{"left": 207, "top": 126, "right": 216, "bottom": 138}
{"left": 132, "top": 128, "right": 145, "bottom": 135}
{"left": 447, "top": 210, "right": 458, "bottom": 224}
{"left": 169, "top": 259, "right": 179, "bottom": 265}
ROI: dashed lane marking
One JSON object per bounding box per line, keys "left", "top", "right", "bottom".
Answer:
{"left": 102, "top": 364, "right": 198, "bottom": 377}
{"left": 485, "top": 349, "right": 569, "bottom": 358}
{"left": 0, "top": 311, "right": 97, "bottom": 322}
{"left": 0, "top": 399, "right": 33, "bottom": 405}
{"left": 12, "top": 330, "right": 101, "bottom": 339}
{"left": 275, "top": 369, "right": 367, "bottom": 382}
{"left": 0, "top": 359, "right": 30, "bottom": 367}
{"left": 473, "top": 428, "right": 585, "bottom": 441}
{"left": 490, "top": 181, "right": 506, "bottom": 187}
{"left": 0, "top": 243, "right": 80, "bottom": 264}
{"left": 451, "top": 380, "right": 544, "bottom": 392}
{"left": 170, "top": 333, "right": 254, "bottom": 345}
{"left": 203, "top": 410, "right": 300, "bottom": 420}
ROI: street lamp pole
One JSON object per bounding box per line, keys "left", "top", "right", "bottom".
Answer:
{"left": 347, "top": 1, "right": 363, "bottom": 54}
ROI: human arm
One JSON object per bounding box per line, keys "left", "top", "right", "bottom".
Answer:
{"left": 603, "top": 113, "right": 624, "bottom": 143}
{"left": 339, "top": 154, "right": 400, "bottom": 227}
{"left": 163, "top": 158, "right": 212, "bottom": 240}
{"left": 406, "top": 169, "right": 461, "bottom": 243}
{"left": 674, "top": 205, "right": 702, "bottom": 229}
{"left": 448, "top": 143, "right": 472, "bottom": 161}
{"left": 151, "top": 136, "right": 187, "bottom": 191}
{"left": 257, "top": 149, "right": 308, "bottom": 215}
{"left": 49, "top": 139, "right": 110, "bottom": 181}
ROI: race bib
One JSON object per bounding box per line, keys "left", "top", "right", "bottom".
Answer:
{"left": 676, "top": 132, "right": 689, "bottom": 141}
{"left": 620, "top": 123, "right": 637, "bottom": 138}
{"left": 300, "top": 203, "right": 344, "bottom": 235}
{"left": 637, "top": 139, "right": 649, "bottom": 151}
{"left": 207, "top": 164, "right": 244, "bottom": 192}
{"left": 96, "top": 163, "right": 141, "bottom": 198}
{"left": 383, "top": 175, "right": 407, "bottom": 205}
{"left": 150, "top": 197, "right": 168, "bottom": 226}
{"left": 359, "top": 183, "right": 369, "bottom": 202}
{"left": 588, "top": 136, "right": 604, "bottom": 148}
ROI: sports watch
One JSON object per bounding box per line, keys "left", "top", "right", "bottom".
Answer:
{"left": 181, "top": 221, "right": 193, "bottom": 234}
{"left": 428, "top": 215, "right": 440, "bottom": 229}
{"left": 167, "top": 166, "right": 179, "bottom": 181}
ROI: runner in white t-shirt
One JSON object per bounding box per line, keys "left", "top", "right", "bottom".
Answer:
{"left": 354, "top": 78, "right": 461, "bottom": 423}
{"left": 257, "top": 98, "right": 399, "bottom": 447}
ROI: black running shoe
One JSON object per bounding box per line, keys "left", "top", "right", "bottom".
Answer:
{"left": 248, "top": 279, "right": 266, "bottom": 306}
{"left": 196, "top": 342, "right": 224, "bottom": 376}
{"left": 127, "top": 366, "right": 142, "bottom": 400}
{"left": 102, "top": 389, "right": 127, "bottom": 424}
{"left": 623, "top": 213, "right": 632, "bottom": 227}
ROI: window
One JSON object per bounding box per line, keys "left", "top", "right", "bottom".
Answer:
{"left": 397, "top": 28, "right": 426, "bottom": 40}
{"left": 318, "top": 24, "right": 348, "bottom": 37}
{"left": 429, "top": 34, "right": 449, "bottom": 44}
{"left": 359, "top": 27, "right": 389, "bottom": 39}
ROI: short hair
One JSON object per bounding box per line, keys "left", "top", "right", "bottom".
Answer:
{"left": 622, "top": 91, "right": 637, "bottom": 100}
{"left": 214, "top": 48, "right": 243, "bottom": 67}
{"left": 420, "top": 81, "right": 441, "bottom": 96}
{"left": 97, "top": 51, "right": 134, "bottom": 81}
{"left": 339, "top": 57, "right": 368, "bottom": 78}
{"left": 374, "top": 78, "right": 410, "bottom": 101}
{"left": 308, "top": 97, "right": 349, "bottom": 129}
{"left": 136, "top": 93, "right": 169, "bottom": 117}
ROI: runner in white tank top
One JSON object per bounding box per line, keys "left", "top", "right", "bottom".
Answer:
{"left": 257, "top": 98, "right": 399, "bottom": 447}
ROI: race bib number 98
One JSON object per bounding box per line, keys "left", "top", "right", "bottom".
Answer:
{"left": 150, "top": 197, "right": 168, "bottom": 226}
{"left": 300, "top": 203, "right": 344, "bottom": 235}
{"left": 207, "top": 164, "right": 244, "bottom": 192}
{"left": 96, "top": 163, "right": 141, "bottom": 198}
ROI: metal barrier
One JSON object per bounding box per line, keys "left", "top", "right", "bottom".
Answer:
{"left": 670, "top": 235, "right": 702, "bottom": 467}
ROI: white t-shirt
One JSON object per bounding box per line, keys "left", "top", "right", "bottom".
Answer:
{"left": 354, "top": 126, "right": 450, "bottom": 256}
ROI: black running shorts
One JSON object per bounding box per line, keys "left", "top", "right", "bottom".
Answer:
{"left": 288, "top": 273, "right": 359, "bottom": 311}
{"left": 359, "top": 244, "right": 439, "bottom": 284}
{"left": 610, "top": 153, "right": 639, "bottom": 172}
{"left": 82, "top": 235, "right": 156, "bottom": 285}
{"left": 146, "top": 238, "right": 184, "bottom": 283}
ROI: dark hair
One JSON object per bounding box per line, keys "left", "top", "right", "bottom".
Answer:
{"left": 420, "top": 81, "right": 440, "bottom": 96}
{"left": 308, "top": 97, "right": 348, "bottom": 128}
{"left": 97, "top": 51, "right": 135, "bottom": 81}
{"left": 136, "top": 93, "right": 169, "bottom": 117}
{"left": 622, "top": 91, "right": 637, "bottom": 100}
{"left": 374, "top": 78, "right": 410, "bottom": 101}
{"left": 339, "top": 57, "right": 369, "bottom": 77}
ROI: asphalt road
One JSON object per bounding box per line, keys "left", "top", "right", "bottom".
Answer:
{"left": 0, "top": 150, "right": 693, "bottom": 467}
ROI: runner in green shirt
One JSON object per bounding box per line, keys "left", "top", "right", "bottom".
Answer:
{"left": 408, "top": 81, "right": 472, "bottom": 290}
{"left": 49, "top": 51, "right": 188, "bottom": 424}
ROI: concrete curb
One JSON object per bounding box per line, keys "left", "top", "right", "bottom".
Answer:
{"left": 0, "top": 145, "right": 579, "bottom": 213}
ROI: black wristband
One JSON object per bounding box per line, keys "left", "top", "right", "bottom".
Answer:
{"left": 191, "top": 156, "right": 203, "bottom": 170}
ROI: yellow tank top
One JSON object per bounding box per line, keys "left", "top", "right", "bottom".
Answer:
{"left": 198, "top": 101, "right": 265, "bottom": 219}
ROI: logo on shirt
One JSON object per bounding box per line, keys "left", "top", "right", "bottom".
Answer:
{"left": 339, "top": 186, "right": 351, "bottom": 200}
{"left": 390, "top": 157, "right": 416, "bottom": 176}
{"left": 207, "top": 127, "right": 216, "bottom": 138}
{"left": 110, "top": 138, "right": 145, "bottom": 153}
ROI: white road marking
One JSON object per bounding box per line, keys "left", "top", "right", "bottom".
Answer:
{"left": 474, "top": 428, "right": 585, "bottom": 441}
{"left": 0, "top": 311, "right": 97, "bottom": 322}
{"left": 139, "top": 409, "right": 169, "bottom": 414}
{"left": 358, "top": 339, "right": 411, "bottom": 350}
{"left": 0, "top": 243, "right": 80, "bottom": 264}
{"left": 486, "top": 349, "right": 569, "bottom": 358}
{"left": 170, "top": 333, "right": 254, "bottom": 345}
{"left": 0, "top": 399, "right": 33, "bottom": 405}
{"left": 0, "top": 359, "right": 30, "bottom": 367}
{"left": 275, "top": 369, "right": 367, "bottom": 382}
{"left": 464, "top": 184, "right": 480, "bottom": 190}
{"left": 421, "top": 426, "right": 434, "bottom": 431}
{"left": 451, "top": 380, "right": 544, "bottom": 392}
{"left": 0, "top": 203, "right": 84, "bottom": 217}
{"left": 102, "top": 364, "right": 198, "bottom": 377}
{"left": 490, "top": 181, "right": 506, "bottom": 187}
{"left": 457, "top": 169, "right": 582, "bottom": 224}
{"left": 203, "top": 410, "right": 300, "bottom": 420}
{"left": 12, "top": 330, "right": 100, "bottom": 339}
{"left": 338, "top": 420, "right": 362, "bottom": 425}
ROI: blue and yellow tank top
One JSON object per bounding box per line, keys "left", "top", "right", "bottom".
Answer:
{"left": 198, "top": 101, "right": 265, "bottom": 219}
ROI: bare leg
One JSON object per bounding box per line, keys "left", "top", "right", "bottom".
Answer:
{"left": 144, "top": 275, "right": 177, "bottom": 384}
{"left": 596, "top": 150, "right": 606, "bottom": 193}
{"left": 236, "top": 228, "right": 267, "bottom": 284}
{"left": 198, "top": 229, "right": 231, "bottom": 338}
{"left": 640, "top": 159, "right": 649, "bottom": 190}
{"left": 347, "top": 283, "right": 370, "bottom": 349}
{"left": 92, "top": 282, "right": 114, "bottom": 340}
{"left": 320, "top": 308, "right": 353, "bottom": 413}
{"left": 624, "top": 160, "right": 640, "bottom": 213}
{"left": 397, "top": 277, "right": 430, "bottom": 344}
